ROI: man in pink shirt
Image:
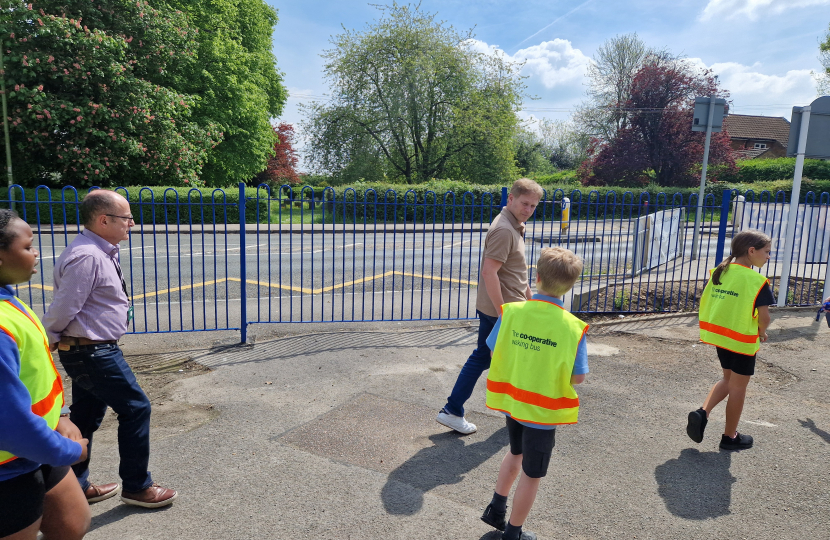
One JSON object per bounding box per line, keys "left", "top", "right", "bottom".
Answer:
{"left": 43, "top": 190, "right": 177, "bottom": 508}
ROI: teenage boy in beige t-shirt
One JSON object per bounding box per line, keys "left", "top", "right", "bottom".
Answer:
{"left": 436, "top": 178, "right": 543, "bottom": 434}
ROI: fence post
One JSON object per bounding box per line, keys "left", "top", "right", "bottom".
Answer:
{"left": 714, "top": 189, "right": 731, "bottom": 265}
{"left": 239, "top": 182, "right": 248, "bottom": 343}
{"left": 500, "top": 187, "right": 508, "bottom": 209}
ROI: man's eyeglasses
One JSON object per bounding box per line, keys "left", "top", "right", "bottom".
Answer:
{"left": 105, "top": 214, "right": 135, "bottom": 223}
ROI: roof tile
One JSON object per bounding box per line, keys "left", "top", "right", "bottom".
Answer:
{"left": 724, "top": 114, "right": 791, "bottom": 146}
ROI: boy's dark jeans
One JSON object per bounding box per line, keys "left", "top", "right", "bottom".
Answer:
{"left": 58, "top": 343, "right": 154, "bottom": 493}
{"left": 444, "top": 310, "right": 499, "bottom": 417}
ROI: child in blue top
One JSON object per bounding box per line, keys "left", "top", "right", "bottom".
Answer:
{"left": 0, "top": 209, "right": 90, "bottom": 540}
{"left": 479, "top": 247, "right": 588, "bottom": 540}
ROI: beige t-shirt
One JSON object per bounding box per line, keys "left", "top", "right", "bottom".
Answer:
{"left": 475, "top": 207, "right": 529, "bottom": 317}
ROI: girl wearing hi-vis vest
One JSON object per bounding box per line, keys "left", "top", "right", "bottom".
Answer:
{"left": 687, "top": 229, "right": 774, "bottom": 451}
{"left": 0, "top": 210, "right": 91, "bottom": 540}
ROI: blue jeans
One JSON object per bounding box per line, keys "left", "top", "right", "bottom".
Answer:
{"left": 58, "top": 344, "right": 153, "bottom": 493}
{"left": 443, "top": 310, "right": 499, "bottom": 417}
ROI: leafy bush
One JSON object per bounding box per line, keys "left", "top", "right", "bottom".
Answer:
{"left": 717, "top": 158, "right": 830, "bottom": 183}
{"left": 5, "top": 186, "right": 268, "bottom": 225}
{"left": 6, "top": 178, "right": 830, "bottom": 226}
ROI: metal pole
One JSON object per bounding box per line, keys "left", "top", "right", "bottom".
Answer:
{"left": 777, "top": 106, "right": 811, "bottom": 307}
{"left": 238, "top": 182, "right": 248, "bottom": 343}
{"left": 0, "top": 46, "right": 13, "bottom": 188}
{"left": 691, "top": 95, "right": 716, "bottom": 260}
{"left": 714, "top": 189, "right": 732, "bottom": 265}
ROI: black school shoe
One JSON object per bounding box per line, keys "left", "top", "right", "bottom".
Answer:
{"left": 720, "top": 432, "right": 753, "bottom": 450}
{"left": 686, "top": 408, "right": 707, "bottom": 443}
{"left": 481, "top": 503, "right": 507, "bottom": 531}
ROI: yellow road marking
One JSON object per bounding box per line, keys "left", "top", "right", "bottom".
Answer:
{"left": 132, "top": 279, "right": 229, "bottom": 300}
{"left": 21, "top": 271, "right": 479, "bottom": 300}
{"left": 16, "top": 283, "right": 54, "bottom": 292}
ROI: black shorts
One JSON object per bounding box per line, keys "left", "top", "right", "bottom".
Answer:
{"left": 717, "top": 347, "right": 756, "bottom": 376}
{"left": 0, "top": 464, "right": 71, "bottom": 537}
{"left": 505, "top": 416, "right": 556, "bottom": 479}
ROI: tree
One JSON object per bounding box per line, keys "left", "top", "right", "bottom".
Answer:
{"left": 513, "top": 128, "right": 552, "bottom": 176}
{"left": 817, "top": 24, "right": 830, "bottom": 94}
{"left": 255, "top": 123, "right": 299, "bottom": 185}
{"left": 166, "top": 0, "right": 287, "bottom": 186}
{"left": 575, "top": 34, "right": 673, "bottom": 144}
{"left": 512, "top": 120, "right": 587, "bottom": 174}
{"left": 579, "top": 59, "right": 734, "bottom": 187}
{"left": 302, "top": 3, "right": 524, "bottom": 184}
{"left": 537, "top": 119, "right": 589, "bottom": 170}
{"left": 0, "top": 0, "right": 221, "bottom": 187}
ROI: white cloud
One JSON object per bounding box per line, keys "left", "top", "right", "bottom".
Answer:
{"left": 700, "top": 0, "right": 830, "bottom": 21}
{"left": 467, "top": 38, "right": 591, "bottom": 89}
{"left": 689, "top": 57, "right": 818, "bottom": 117}
{"left": 516, "top": 40, "right": 592, "bottom": 88}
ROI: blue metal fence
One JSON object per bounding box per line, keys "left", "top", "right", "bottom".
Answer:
{"left": 4, "top": 183, "right": 828, "bottom": 342}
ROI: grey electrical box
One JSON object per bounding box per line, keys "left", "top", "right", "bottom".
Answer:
{"left": 692, "top": 97, "right": 727, "bottom": 132}
{"left": 787, "top": 96, "right": 830, "bottom": 160}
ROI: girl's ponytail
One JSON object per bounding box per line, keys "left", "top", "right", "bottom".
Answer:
{"left": 712, "top": 255, "right": 733, "bottom": 285}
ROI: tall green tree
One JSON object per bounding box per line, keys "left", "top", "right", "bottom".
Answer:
{"left": 166, "top": 0, "right": 287, "bottom": 186}
{"left": 0, "top": 0, "right": 220, "bottom": 187}
{"left": 302, "top": 3, "right": 525, "bottom": 184}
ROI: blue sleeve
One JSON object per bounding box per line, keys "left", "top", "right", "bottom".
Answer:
{"left": 0, "top": 333, "right": 82, "bottom": 466}
{"left": 486, "top": 316, "right": 502, "bottom": 351}
{"left": 572, "top": 335, "right": 589, "bottom": 375}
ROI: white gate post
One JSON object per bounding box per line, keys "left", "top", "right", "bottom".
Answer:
{"left": 777, "top": 106, "right": 811, "bottom": 307}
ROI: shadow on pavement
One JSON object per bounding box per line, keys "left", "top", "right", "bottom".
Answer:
{"left": 654, "top": 448, "right": 734, "bottom": 520}
{"left": 88, "top": 503, "right": 173, "bottom": 532}
{"left": 477, "top": 531, "right": 503, "bottom": 540}
{"left": 186, "top": 326, "right": 477, "bottom": 369}
{"left": 798, "top": 418, "right": 830, "bottom": 444}
{"left": 381, "top": 427, "right": 508, "bottom": 515}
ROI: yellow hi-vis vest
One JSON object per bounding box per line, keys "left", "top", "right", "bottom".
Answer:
{"left": 0, "top": 297, "right": 64, "bottom": 465}
{"left": 486, "top": 300, "right": 588, "bottom": 426}
{"left": 699, "top": 264, "right": 769, "bottom": 356}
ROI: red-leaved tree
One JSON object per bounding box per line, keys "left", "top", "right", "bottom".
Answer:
{"left": 255, "top": 123, "right": 300, "bottom": 185}
{"left": 580, "top": 59, "right": 735, "bottom": 187}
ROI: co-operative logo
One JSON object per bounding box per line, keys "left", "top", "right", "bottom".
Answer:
{"left": 511, "top": 329, "right": 557, "bottom": 351}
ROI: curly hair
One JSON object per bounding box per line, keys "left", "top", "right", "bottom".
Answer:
{"left": 0, "top": 209, "right": 20, "bottom": 251}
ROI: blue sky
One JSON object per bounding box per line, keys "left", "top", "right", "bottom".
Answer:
{"left": 268, "top": 0, "right": 830, "bottom": 168}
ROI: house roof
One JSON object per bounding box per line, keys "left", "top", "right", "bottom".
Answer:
{"left": 732, "top": 148, "right": 770, "bottom": 160}
{"left": 724, "top": 114, "right": 791, "bottom": 146}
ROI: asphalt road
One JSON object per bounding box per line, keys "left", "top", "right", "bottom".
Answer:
{"left": 18, "top": 227, "right": 741, "bottom": 330}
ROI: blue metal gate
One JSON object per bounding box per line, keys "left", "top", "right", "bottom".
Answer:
{"left": 4, "top": 183, "right": 828, "bottom": 342}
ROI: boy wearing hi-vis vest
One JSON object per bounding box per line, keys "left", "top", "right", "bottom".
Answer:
{"left": 479, "top": 247, "right": 588, "bottom": 540}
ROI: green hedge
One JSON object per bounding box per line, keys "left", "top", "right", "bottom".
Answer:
{"left": 4, "top": 186, "right": 269, "bottom": 225}
{"left": 5, "top": 180, "right": 830, "bottom": 225}
{"left": 718, "top": 158, "right": 830, "bottom": 183}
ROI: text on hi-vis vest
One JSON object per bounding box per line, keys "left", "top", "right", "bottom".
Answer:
{"left": 511, "top": 329, "right": 557, "bottom": 351}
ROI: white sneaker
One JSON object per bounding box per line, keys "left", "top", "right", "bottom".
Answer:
{"left": 436, "top": 409, "right": 477, "bottom": 434}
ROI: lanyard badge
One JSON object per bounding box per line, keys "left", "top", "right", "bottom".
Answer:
{"left": 111, "top": 257, "right": 133, "bottom": 325}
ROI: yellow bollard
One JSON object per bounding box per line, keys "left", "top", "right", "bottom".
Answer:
{"left": 561, "top": 197, "right": 570, "bottom": 232}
